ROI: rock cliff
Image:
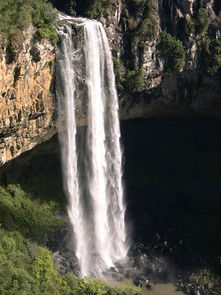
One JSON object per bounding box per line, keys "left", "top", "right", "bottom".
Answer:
{"left": 0, "top": 27, "right": 56, "bottom": 165}
{"left": 0, "top": 0, "right": 220, "bottom": 165}
{"left": 98, "top": 0, "right": 221, "bottom": 119}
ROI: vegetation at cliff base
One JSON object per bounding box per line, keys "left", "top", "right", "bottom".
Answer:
{"left": 0, "top": 228, "right": 142, "bottom": 294}
{"left": 0, "top": 0, "right": 58, "bottom": 44}
{"left": 0, "top": 232, "right": 64, "bottom": 295}
{"left": 0, "top": 184, "right": 64, "bottom": 243}
{"left": 0, "top": 152, "right": 142, "bottom": 295}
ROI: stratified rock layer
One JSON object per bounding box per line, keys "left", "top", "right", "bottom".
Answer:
{"left": 0, "top": 28, "right": 56, "bottom": 165}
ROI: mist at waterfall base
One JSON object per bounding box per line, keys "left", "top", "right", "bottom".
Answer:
{"left": 56, "top": 16, "right": 128, "bottom": 278}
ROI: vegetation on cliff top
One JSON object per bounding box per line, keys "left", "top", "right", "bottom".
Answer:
{"left": 0, "top": 0, "right": 58, "bottom": 45}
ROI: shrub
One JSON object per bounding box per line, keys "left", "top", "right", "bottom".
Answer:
{"left": 64, "top": 275, "right": 107, "bottom": 295}
{"left": 49, "top": 0, "right": 76, "bottom": 15}
{"left": 0, "top": 230, "right": 66, "bottom": 294}
{"left": 31, "top": 247, "right": 64, "bottom": 294}
{"left": 136, "top": 15, "right": 158, "bottom": 41}
{"left": 115, "top": 284, "right": 142, "bottom": 295}
{"left": 0, "top": 184, "right": 64, "bottom": 242}
{"left": 184, "top": 8, "right": 212, "bottom": 39}
{"left": 0, "top": 228, "right": 143, "bottom": 294}
{"left": 159, "top": 31, "right": 185, "bottom": 72}
{"left": 63, "top": 274, "right": 143, "bottom": 295}
{"left": 196, "top": 8, "right": 211, "bottom": 35}
{"left": 0, "top": 0, "right": 58, "bottom": 45}
{"left": 0, "top": 230, "right": 35, "bottom": 295}
{"left": 86, "top": 0, "right": 112, "bottom": 18}
{"left": 131, "top": 0, "right": 158, "bottom": 42}
{"left": 201, "top": 37, "right": 221, "bottom": 75}
{"left": 124, "top": 67, "right": 145, "bottom": 92}
{"left": 184, "top": 17, "right": 195, "bottom": 36}
{"left": 113, "top": 57, "right": 125, "bottom": 91}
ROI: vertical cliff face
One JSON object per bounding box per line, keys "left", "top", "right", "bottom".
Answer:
{"left": 94, "top": 0, "right": 221, "bottom": 119}
{"left": 0, "top": 0, "right": 220, "bottom": 165}
{"left": 0, "top": 27, "right": 56, "bottom": 165}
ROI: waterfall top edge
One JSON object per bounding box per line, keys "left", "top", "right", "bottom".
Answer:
{"left": 58, "top": 13, "right": 100, "bottom": 27}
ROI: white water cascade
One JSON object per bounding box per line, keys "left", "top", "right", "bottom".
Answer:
{"left": 57, "top": 16, "right": 128, "bottom": 277}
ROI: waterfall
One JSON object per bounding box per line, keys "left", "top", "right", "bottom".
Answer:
{"left": 56, "top": 24, "right": 89, "bottom": 276}
{"left": 57, "top": 16, "right": 128, "bottom": 277}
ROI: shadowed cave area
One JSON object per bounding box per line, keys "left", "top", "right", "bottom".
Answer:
{"left": 121, "top": 119, "right": 221, "bottom": 271}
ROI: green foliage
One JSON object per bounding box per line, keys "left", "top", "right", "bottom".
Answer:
{"left": 196, "top": 8, "right": 211, "bottom": 35}
{"left": 113, "top": 57, "right": 125, "bottom": 91}
{"left": 48, "top": 0, "right": 76, "bottom": 15}
{"left": 0, "top": 152, "right": 143, "bottom": 294}
{"left": 125, "top": 67, "right": 145, "bottom": 92}
{"left": 129, "top": 0, "right": 158, "bottom": 42}
{"left": 63, "top": 275, "right": 142, "bottom": 295}
{"left": 0, "top": 226, "right": 143, "bottom": 294}
{"left": 36, "top": 25, "right": 58, "bottom": 45}
{"left": 0, "top": 230, "right": 67, "bottom": 294}
{"left": 0, "top": 230, "right": 143, "bottom": 295}
{"left": 141, "top": 0, "right": 158, "bottom": 41}
{"left": 113, "top": 284, "right": 142, "bottom": 295}
{"left": 159, "top": 31, "right": 185, "bottom": 72}
{"left": 0, "top": 230, "right": 35, "bottom": 294}
{"left": 64, "top": 275, "right": 107, "bottom": 295}
{"left": 136, "top": 15, "right": 158, "bottom": 42}
{"left": 48, "top": 0, "right": 113, "bottom": 17}
{"left": 0, "top": 0, "right": 58, "bottom": 44}
{"left": 125, "top": 0, "right": 158, "bottom": 80}
{"left": 85, "top": 0, "right": 112, "bottom": 18}
{"left": 0, "top": 184, "right": 64, "bottom": 242}
{"left": 201, "top": 38, "right": 221, "bottom": 75}
{"left": 32, "top": 247, "right": 65, "bottom": 294}
{"left": 184, "top": 17, "right": 195, "bottom": 36}
{"left": 113, "top": 57, "right": 145, "bottom": 92}
{"left": 184, "top": 8, "right": 211, "bottom": 37}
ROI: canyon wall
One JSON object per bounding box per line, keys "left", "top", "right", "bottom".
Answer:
{"left": 100, "top": 0, "right": 221, "bottom": 119}
{"left": 0, "top": 0, "right": 220, "bottom": 165}
{"left": 0, "top": 27, "right": 56, "bottom": 165}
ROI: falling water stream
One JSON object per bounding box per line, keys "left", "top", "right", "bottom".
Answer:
{"left": 57, "top": 16, "right": 128, "bottom": 277}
